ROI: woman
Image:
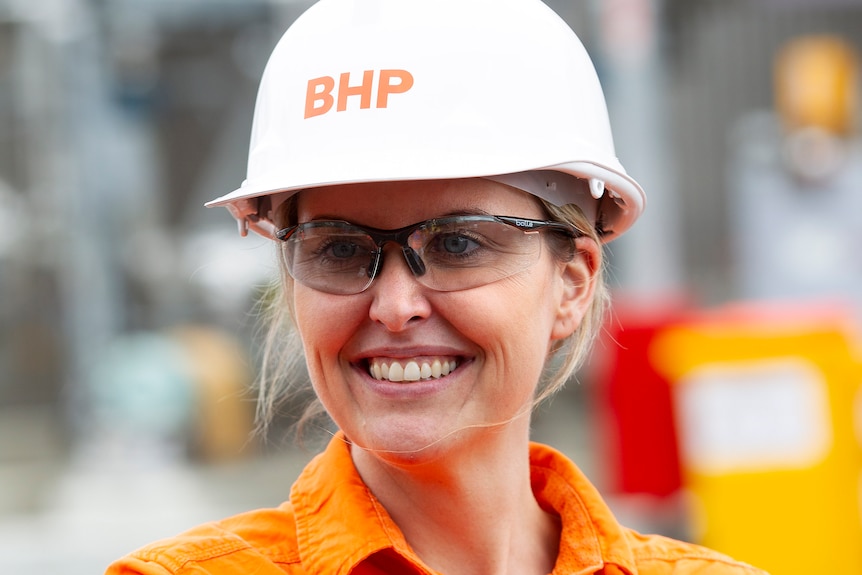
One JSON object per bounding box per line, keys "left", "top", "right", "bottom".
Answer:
{"left": 108, "top": 0, "right": 768, "bottom": 573}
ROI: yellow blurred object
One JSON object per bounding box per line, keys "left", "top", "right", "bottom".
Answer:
{"left": 651, "top": 303, "right": 862, "bottom": 574}
{"left": 173, "top": 325, "right": 256, "bottom": 462}
{"left": 775, "top": 36, "right": 859, "bottom": 136}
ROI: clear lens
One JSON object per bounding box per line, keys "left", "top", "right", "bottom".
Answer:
{"left": 281, "top": 223, "right": 378, "bottom": 295}
{"left": 281, "top": 217, "right": 545, "bottom": 295}
{"left": 409, "top": 219, "right": 540, "bottom": 291}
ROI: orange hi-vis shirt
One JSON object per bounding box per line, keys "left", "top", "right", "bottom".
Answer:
{"left": 106, "top": 434, "right": 767, "bottom": 575}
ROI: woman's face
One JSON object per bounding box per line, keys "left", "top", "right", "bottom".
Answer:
{"left": 292, "top": 179, "right": 595, "bottom": 463}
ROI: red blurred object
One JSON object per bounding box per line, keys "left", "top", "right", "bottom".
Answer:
{"left": 593, "top": 300, "right": 687, "bottom": 497}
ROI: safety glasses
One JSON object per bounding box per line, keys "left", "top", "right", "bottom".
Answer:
{"left": 275, "top": 214, "right": 580, "bottom": 295}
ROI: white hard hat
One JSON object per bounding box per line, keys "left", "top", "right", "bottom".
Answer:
{"left": 207, "top": 0, "right": 646, "bottom": 242}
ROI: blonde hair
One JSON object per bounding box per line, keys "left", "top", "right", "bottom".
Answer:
{"left": 254, "top": 192, "right": 609, "bottom": 440}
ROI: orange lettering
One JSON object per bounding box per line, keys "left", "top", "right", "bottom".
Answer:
{"left": 337, "top": 70, "right": 374, "bottom": 112}
{"left": 305, "top": 69, "right": 414, "bottom": 119}
{"left": 305, "top": 76, "right": 336, "bottom": 119}
{"left": 377, "top": 69, "right": 414, "bottom": 108}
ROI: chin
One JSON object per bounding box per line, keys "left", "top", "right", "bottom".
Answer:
{"left": 348, "top": 422, "right": 474, "bottom": 466}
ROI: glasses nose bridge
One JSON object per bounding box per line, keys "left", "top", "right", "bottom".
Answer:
{"left": 368, "top": 225, "right": 427, "bottom": 279}
{"left": 369, "top": 226, "right": 410, "bottom": 249}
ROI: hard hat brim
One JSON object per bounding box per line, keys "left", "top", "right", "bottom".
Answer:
{"left": 205, "top": 160, "right": 644, "bottom": 243}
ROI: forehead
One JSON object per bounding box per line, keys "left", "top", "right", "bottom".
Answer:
{"left": 295, "top": 179, "right": 544, "bottom": 226}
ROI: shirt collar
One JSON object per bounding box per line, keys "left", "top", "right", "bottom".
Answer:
{"left": 290, "top": 433, "right": 428, "bottom": 575}
{"left": 529, "top": 442, "right": 637, "bottom": 574}
{"left": 290, "top": 433, "right": 636, "bottom": 575}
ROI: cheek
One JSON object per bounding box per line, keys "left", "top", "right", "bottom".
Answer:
{"left": 449, "top": 272, "right": 559, "bottom": 377}
{"left": 293, "top": 288, "right": 365, "bottom": 372}
{"left": 494, "top": 264, "right": 561, "bottom": 334}
{"left": 292, "top": 290, "right": 370, "bottom": 420}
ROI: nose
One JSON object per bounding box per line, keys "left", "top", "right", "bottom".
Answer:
{"left": 368, "top": 246, "right": 432, "bottom": 331}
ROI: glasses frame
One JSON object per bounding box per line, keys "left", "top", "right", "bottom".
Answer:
{"left": 275, "top": 214, "right": 581, "bottom": 294}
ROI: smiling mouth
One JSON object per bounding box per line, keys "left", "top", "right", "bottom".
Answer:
{"left": 368, "top": 358, "right": 459, "bottom": 382}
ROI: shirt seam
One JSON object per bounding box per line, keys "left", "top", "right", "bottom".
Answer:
{"left": 135, "top": 535, "right": 301, "bottom": 571}
{"left": 636, "top": 553, "right": 767, "bottom": 572}
{"left": 136, "top": 538, "right": 252, "bottom": 572}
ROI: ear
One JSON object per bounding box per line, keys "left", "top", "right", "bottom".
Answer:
{"left": 550, "top": 236, "right": 600, "bottom": 341}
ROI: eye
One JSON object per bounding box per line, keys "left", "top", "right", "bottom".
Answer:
{"left": 326, "top": 240, "right": 359, "bottom": 259}
{"left": 440, "top": 234, "right": 476, "bottom": 255}
{"left": 309, "top": 235, "right": 374, "bottom": 269}
{"left": 425, "top": 231, "right": 485, "bottom": 262}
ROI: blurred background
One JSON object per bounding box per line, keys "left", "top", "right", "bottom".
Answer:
{"left": 1, "top": 0, "right": 861, "bottom": 573}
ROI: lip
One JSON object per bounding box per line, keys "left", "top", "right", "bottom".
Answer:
{"left": 360, "top": 370, "right": 461, "bottom": 400}
{"left": 351, "top": 344, "right": 469, "bottom": 364}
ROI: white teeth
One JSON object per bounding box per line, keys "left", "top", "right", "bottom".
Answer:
{"left": 369, "top": 358, "right": 458, "bottom": 382}
{"left": 388, "top": 362, "right": 404, "bottom": 382}
{"left": 403, "top": 361, "right": 421, "bottom": 381}
{"left": 431, "top": 359, "right": 442, "bottom": 378}
{"left": 420, "top": 362, "right": 432, "bottom": 379}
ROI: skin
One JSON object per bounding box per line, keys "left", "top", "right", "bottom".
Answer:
{"left": 292, "top": 178, "right": 599, "bottom": 575}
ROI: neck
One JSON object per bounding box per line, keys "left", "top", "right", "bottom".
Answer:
{"left": 350, "top": 423, "right": 561, "bottom": 575}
